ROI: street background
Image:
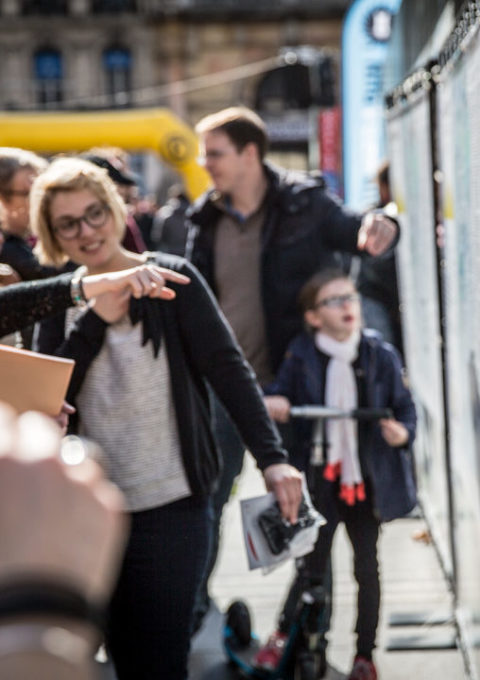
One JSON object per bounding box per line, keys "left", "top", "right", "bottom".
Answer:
{"left": 190, "top": 452, "right": 465, "bottom": 679}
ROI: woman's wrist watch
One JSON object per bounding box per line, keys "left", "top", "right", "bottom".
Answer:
{"left": 70, "top": 274, "right": 89, "bottom": 308}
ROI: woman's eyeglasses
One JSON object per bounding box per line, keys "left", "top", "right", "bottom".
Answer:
{"left": 51, "top": 203, "right": 110, "bottom": 240}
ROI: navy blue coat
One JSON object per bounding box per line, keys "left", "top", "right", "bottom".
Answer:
{"left": 265, "top": 329, "right": 417, "bottom": 521}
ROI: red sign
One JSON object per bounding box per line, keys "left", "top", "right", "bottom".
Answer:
{"left": 318, "top": 107, "right": 343, "bottom": 198}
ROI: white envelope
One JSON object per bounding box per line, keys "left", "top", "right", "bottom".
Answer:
{"left": 240, "top": 477, "right": 326, "bottom": 572}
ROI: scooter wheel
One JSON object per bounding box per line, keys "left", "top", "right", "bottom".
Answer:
{"left": 226, "top": 600, "right": 252, "bottom": 647}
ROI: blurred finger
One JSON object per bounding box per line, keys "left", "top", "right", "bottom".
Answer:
{"left": 64, "top": 457, "right": 104, "bottom": 485}
{"left": 357, "top": 227, "right": 368, "bottom": 250}
{"left": 135, "top": 269, "right": 157, "bottom": 298}
{"left": 61, "top": 435, "right": 108, "bottom": 471}
{"left": 61, "top": 401, "right": 76, "bottom": 415}
{"left": 278, "top": 481, "right": 302, "bottom": 524}
{"left": 158, "top": 268, "right": 190, "bottom": 285}
{"left": 0, "top": 403, "right": 17, "bottom": 457}
{"left": 16, "top": 411, "right": 62, "bottom": 461}
{"left": 157, "top": 286, "right": 177, "bottom": 300}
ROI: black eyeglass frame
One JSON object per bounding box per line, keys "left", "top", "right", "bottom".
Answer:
{"left": 313, "top": 293, "right": 360, "bottom": 309}
{"left": 51, "top": 203, "right": 111, "bottom": 240}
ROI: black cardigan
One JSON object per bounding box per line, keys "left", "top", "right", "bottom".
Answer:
{"left": 0, "top": 272, "right": 74, "bottom": 337}
{"left": 36, "top": 254, "right": 288, "bottom": 497}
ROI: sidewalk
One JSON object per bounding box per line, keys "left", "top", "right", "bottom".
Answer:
{"left": 190, "top": 452, "right": 466, "bottom": 679}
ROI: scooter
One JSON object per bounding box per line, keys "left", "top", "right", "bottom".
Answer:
{"left": 223, "top": 405, "right": 392, "bottom": 680}
{"left": 224, "top": 585, "right": 328, "bottom": 680}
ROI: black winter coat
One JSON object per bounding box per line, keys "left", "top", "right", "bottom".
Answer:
{"left": 186, "top": 162, "right": 365, "bottom": 374}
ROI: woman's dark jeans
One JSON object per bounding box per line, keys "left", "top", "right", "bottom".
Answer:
{"left": 193, "top": 395, "right": 245, "bottom": 630}
{"left": 106, "top": 495, "right": 213, "bottom": 680}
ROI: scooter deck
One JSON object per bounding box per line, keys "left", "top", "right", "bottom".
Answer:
{"left": 225, "top": 632, "right": 279, "bottom": 678}
{"left": 190, "top": 602, "right": 244, "bottom": 679}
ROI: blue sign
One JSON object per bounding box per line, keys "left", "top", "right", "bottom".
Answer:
{"left": 342, "top": 0, "right": 401, "bottom": 210}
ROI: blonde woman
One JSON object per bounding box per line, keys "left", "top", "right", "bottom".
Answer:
{"left": 31, "top": 157, "right": 302, "bottom": 680}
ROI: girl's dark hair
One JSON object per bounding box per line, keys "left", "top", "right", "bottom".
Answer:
{"left": 298, "top": 268, "right": 352, "bottom": 312}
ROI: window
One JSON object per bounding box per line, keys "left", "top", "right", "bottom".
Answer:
{"left": 103, "top": 47, "right": 132, "bottom": 107}
{"left": 255, "top": 57, "right": 336, "bottom": 113}
{"left": 34, "top": 48, "right": 63, "bottom": 107}
{"left": 23, "top": 0, "right": 67, "bottom": 14}
{"left": 255, "top": 64, "right": 312, "bottom": 113}
{"left": 92, "top": 0, "right": 135, "bottom": 12}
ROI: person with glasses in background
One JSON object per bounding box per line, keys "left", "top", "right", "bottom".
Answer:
{"left": 256, "top": 268, "right": 417, "bottom": 680}
{"left": 0, "top": 148, "right": 62, "bottom": 348}
{"left": 30, "top": 156, "right": 302, "bottom": 680}
{"left": 82, "top": 148, "right": 147, "bottom": 254}
{"left": 0, "top": 148, "right": 59, "bottom": 282}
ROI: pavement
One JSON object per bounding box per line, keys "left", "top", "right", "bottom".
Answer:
{"left": 190, "top": 452, "right": 467, "bottom": 680}
{"left": 97, "top": 450, "right": 467, "bottom": 679}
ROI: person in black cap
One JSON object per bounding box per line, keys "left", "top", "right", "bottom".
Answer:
{"left": 86, "top": 155, "right": 137, "bottom": 188}
{"left": 83, "top": 148, "right": 147, "bottom": 254}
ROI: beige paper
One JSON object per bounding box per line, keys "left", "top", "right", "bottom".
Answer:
{"left": 0, "top": 344, "right": 75, "bottom": 416}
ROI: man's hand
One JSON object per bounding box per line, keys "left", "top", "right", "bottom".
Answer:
{"left": 379, "top": 417, "right": 409, "bottom": 448}
{"left": 263, "top": 463, "right": 302, "bottom": 524}
{"left": 357, "top": 212, "right": 397, "bottom": 256}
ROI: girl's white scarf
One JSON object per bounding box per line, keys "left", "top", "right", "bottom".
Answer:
{"left": 315, "top": 329, "right": 365, "bottom": 505}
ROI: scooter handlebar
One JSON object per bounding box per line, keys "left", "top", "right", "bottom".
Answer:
{"left": 289, "top": 406, "right": 393, "bottom": 420}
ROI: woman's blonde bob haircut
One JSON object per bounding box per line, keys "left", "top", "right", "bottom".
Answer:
{"left": 31, "top": 156, "right": 127, "bottom": 266}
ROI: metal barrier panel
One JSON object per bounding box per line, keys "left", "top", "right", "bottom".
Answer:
{"left": 436, "top": 17, "right": 480, "bottom": 676}
{"left": 386, "top": 85, "right": 454, "bottom": 581}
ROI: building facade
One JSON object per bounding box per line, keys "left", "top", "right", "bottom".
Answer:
{"left": 0, "top": 0, "right": 350, "bottom": 191}
{"left": 0, "top": 1, "right": 349, "bottom": 117}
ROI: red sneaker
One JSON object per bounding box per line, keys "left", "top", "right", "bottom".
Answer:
{"left": 348, "top": 655, "right": 378, "bottom": 680}
{"left": 253, "top": 630, "right": 288, "bottom": 671}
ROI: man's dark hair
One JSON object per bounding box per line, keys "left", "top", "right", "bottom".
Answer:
{"left": 195, "top": 106, "right": 269, "bottom": 160}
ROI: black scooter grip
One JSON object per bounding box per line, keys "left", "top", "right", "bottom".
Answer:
{"left": 350, "top": 408, "right": 393, "bottom": 420}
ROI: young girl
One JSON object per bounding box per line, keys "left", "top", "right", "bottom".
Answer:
{"left": 256, "top": 268, "right": 417, "bottom": 680}
{"left": 30, "top": 157, "right": 302, "bottom": 680}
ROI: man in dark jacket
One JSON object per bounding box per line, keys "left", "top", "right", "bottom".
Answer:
{"left": 186, "top": 106, "right": 399, "bottom": 627}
